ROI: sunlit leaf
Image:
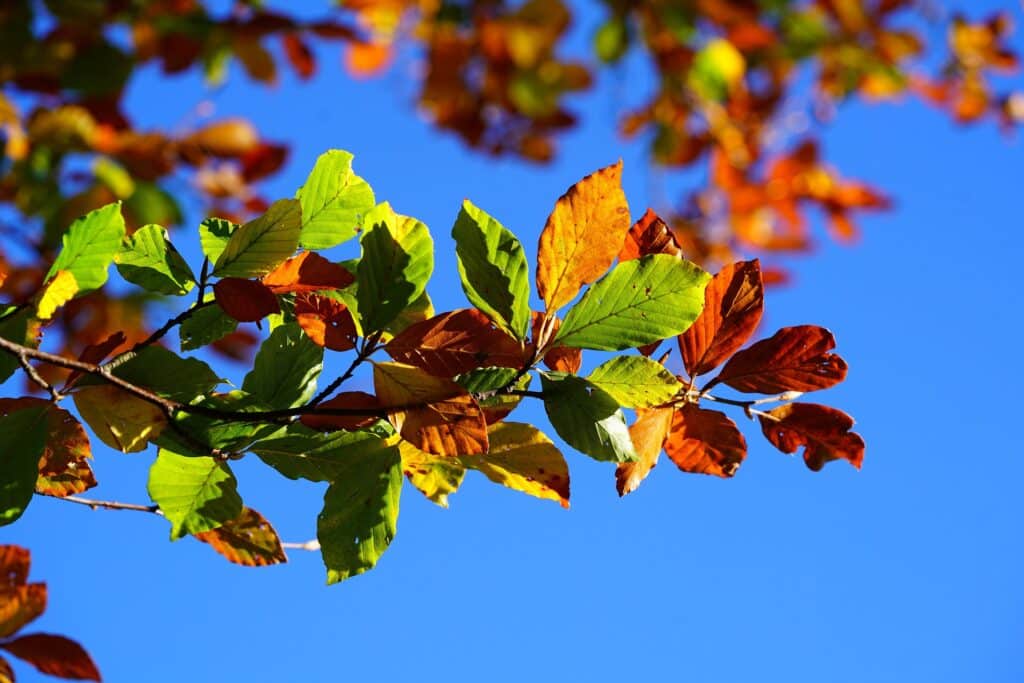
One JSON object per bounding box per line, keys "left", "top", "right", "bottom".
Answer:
{"left": 255, "top": 426, "right": 396, "bottom": 483}
{"left": 397, "top": 440, "right": 465, "bottom": 508}
{"left": 199, "top": 217, "right": 238, "bottom": 264}
{"left": 588, "top": 356, "right": 682, "bottom": 408}
{"left": 45, "top": 202, "right": 125, "bottom": 293}
{"left": 213, "top": 199, "right": 302, "bottom": 277}
{"left": 385, "top": 308, "right": 523, "bottom": 377}
{"left": 297, "top": 150, "right": 375, "bottom": 249}
{"left": 618, "top": 209, "right": 684, "bottom": 261}
{"left": 712, "top": 325, "right": 847, "bottom": 393}
{"left": 262, "top": 251, "right": 354, "bottom": 294}
{"left": 35, "top": 269, "right": 78, "bottom": 321}
{"left": 460, "top": 422, "right": 569, "bottom": 507}
{"left": 0, "top": 584, "right": 46, "bottom": 638}
{"left": 0, "top": 399, "right": 97, "bottom": 498}
{"left": 294, "top": 292, "right": 358, "bottom": 351}
{"left": 194, "top": 507, "right": 288, "bottom": 567}
{"left": 73, "top": 385, "right": 167, "bottom": 453}
{"left": 616, "top": 407, "right": 674, "bottom": 496}
{"left": 115, "top": 223, "right": 195, "bottom": 295}
{"left": 758, "top": 403, "right": 864, "bottom": 471}
{"left": 663, "top": 405, "right": 746, "bottom": 478}
{"left": 147, "top": 449, "right": 243, "bottom": 540}
{"left": 540, "top": 372, "right": 636, "bottom": 463}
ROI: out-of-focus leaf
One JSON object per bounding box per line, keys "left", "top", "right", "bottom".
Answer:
{"left": 713, "top": 325, "right": 847, "bottom": 393}
{"left": 616, "top": 407, "right": 674, "bottom": 496}
{"left": 664, "top": 404, "right": 746, "bottom": 478}
{"left": 242, "top": 323, "right": 323, "bottom": 409}
{"left": 0, "top": 584, "right": 46, "bottom": 638}
{"left": 680, "top": 260, "right": 763, "bottom": 377}
{"left": 385, "top": 308, "right": 523, "bottom": 377}
{"left": 451, "top": 200, "right": 531, "bottom": 339}
{"left": 688, "top": 38, "right": 745, "bottom": 101}
{"left": 460, "top": 422, "right": 569, "bottom": 507}
{"left": 194, "top": 507, "right": 287, "bottom": 567}
{"left": 213, "top": 199, "right": 301, "bottom": 278}
{"left": 0, "top": 634, "right": 101, "bottom": 681}
{"left": 147, "top": 449, "right": 243, "bottom": 540}
{"left": 536, "top": 161, "right": 631, "bottom": 311}
{"left": 540, "top": 372, "right": 636, "bottom": 463}
{"left": 115, "top": 224, "right": 195, "bottom": 295}
{"left": 0, "top": 545, "right": 30, "bottom": 587}
{"left": 296, "top": 150, "right": 375, "bottom": 249}
{"left": 556, "top": 254, "right": 710, "bottom": 350}
{"left": 588, "top": 356, "right": 682, "bottom": 408}
{"left": 758, "top": 403, "right": 864, "bottom": 471}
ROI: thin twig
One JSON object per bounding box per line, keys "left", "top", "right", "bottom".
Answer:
{"left": 17, "top": 354, "right": 62, "bottom": 401}
{"left": 104, "top": 299, "right": 216, "bottom": 370}
{"left": 309, "top": 332, "right": 381, "bottom": 406}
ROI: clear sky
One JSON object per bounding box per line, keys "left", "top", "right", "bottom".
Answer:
{"left": 6, "top": 1, "right": 1023, "bottom": 682}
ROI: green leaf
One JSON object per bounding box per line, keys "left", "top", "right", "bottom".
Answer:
{"left": 594, "top": 18, "right": 629, "bottom": 63}
{"left": 46, "top": 202, "right": 126, "bottom": 292}
{"left": 539, "top": 372, "right": 637, "bottom": 463}
{"left": 254, "top": 426, "right": 396, "bottom": 483}
{"left": 356, "top": 203, "right": 434, "bottom": 332}
{"left": 213, "top": 199, "right": 301, "bottom": 278}
{"left": 688, "top": 38, "right": 745, "bottom": 102}
{"left": 0, "top": 311, "right": 31, "bottom": 384}
{"left": 588, "top": 356, "right": 683, "bottom": 408}
{"left": 454, "top": 366, "right": 531, "bottom": 417}
{"left": 242, "top": 323, "right": 323, "bottom": 409}
{"left": 556, "top": 254, "right": 709, "bottom": 351}
{"left": 147, "top": 449, "right": 243, "bottom": 540}
{"left": 179, "top": 300, "right": 238, "bottom": 351}
{"left": 115, "top": 224, "right": 195, "bottom": 295}
{"left": 199, "top": 217, "right": 237, "bottom": 264}
{"left": 297, "top": 149, "right": 376, "bottom": 249}
{"left": 155, "top": 392, "right": 281, "bottom": 457}
{"left": 451, "top": 200, "right": 531, "bottom": 339}
{"left": 0, "top": 405, "right": 48, "bottom": 526}
{"left": 317, "top": 446, "right": 402, "bottom": 584}
{"left": 100, "top": 347, "right": 221, "bottom": 402}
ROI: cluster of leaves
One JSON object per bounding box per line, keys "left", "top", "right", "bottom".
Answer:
{"left": 0, "top": 151, "right": 862, "bottom": 586}
{"left": 0, "top": 545, "right": 101, "bottom": 682}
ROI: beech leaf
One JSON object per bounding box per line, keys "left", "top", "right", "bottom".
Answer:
{"left": 297, "top": 149, "right": 375, "bottom": 249}
{"left": 147, "top": 449, "right": 243, "bottom": 540}
{"left": 460, "top": 422, "right": 570, "bottom": 507}
{"left": 588, "top": 356, "right": 682, "bottom": 408}
{"left": 758, "top": 403, "right": 864, "bottom": 471}
{"left": 618, "top": 208, "right": 685, "bottom": 261}
{"left": 540, "top": 373, "right": 637, "bottom": 463}
{"left": 616, "top": 407, "right": 674, "bottom": 496}
{"left": 213, "top": 199, "right": 302, "bottom": 278}
{"left": 663, "top": 405, "right": 747, "bottom": 478}
{"left": 713, "top": 325, "right": 847, "bottom": 393}
{"left": 194, "top": 507, "right": 288, "bottom": 567}
{"left": 0, "top": 634, "right": 101, "bottom": 681}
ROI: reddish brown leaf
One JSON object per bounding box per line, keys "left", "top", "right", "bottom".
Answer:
{"left": 618, "top": 208, "right": 685, "bottom": 261}
{"left": 1, "top": 634, "right": 100, "bottom": 681}
{"left": 214, "top": 278, "right": 279, "bottom": 322}
{"left": 374, "top": 362, "right": 488, "bottom": 456}
{"left": 679, "top": 259, "right": 764, "bottom": 377}
{"left": 300, "top": 392, "right": 381, "bottom": 432}
{"left": 536, "top": 161, "right": 631, "bottom": 311}
{"left": 616, "top": 407, "right": 673, "bottom": 496}
{"left": 0, "top": 400, "right": 95, "bottom": 498}
{"left": 0, "top": 584, "right": 46, "bottom": 638}
{"left": 0, "top": 654, "right": 12, "bottom": 683}
{"left": 241, "top": 143, "right": 288, "bottom": 182}
{"left": 184, "top": 118, "right": 259, "bottom": 158}
{"left": 282, "top": 34, "right": 316, "bottom": 79}
{"left": 294, "top": 293, "right": 357, "bottom": 351}
{"left": 261, "top": 251, "right": 353, "bottom": 294}
{"left": 385, "top": 309, "right": 523, "bottom": 377}
{"left": 194, "top": 507, "right": 288, "bottom": 567}
{"left": 0, "top": 547, "right": 29, "bottom": 588}
{"left": 713, "top": 325, "right": 847, "bottom": 393}
{"left": 758, "top": 403, "right": 864, "bottom": 471}
{"left": 663, "top": 404, "right": 746, "bottom": 478}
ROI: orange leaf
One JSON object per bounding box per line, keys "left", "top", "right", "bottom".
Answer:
{"left": 300, "top": 391, "right": 381, "bottom": 432}
{"left": 385, "top": 309, "right": 523, "bottom": 377}
{"left": 0, "top": 634, "right": 100, "bottom": 681}
{"left": 261, "top": 251, "right": 353, "bottom": 294}
{"left": 0, "top": 584, "right": 46, "bottom": 638}
{"left": 713, "top": 325, "right": 848, "bottom": 393}
{"left": 0, "top": 655, "right": 12, "bottom": 683}
{"left": 185, "top": 118, "right": 259, "bottom": 158}
{"left": 0, "top": 546, "right": 29, "bottom": 588}
{"left": 294, "top": 293, "right": 358, "bottom": 351}
{"left": 616, "top": 407, "right": 674, "bottom": 496}
{"left": 536, "top": 160, "right": 631, "bottom": 311}
{"left": 346, "top": 41, "right": 391, "bottom": 78}
{"left": 663, "top": 404, "right": 746, "bottom": 478}
{"left": 373, "top": 362, "right": 488, "bottom": 456}
{"left": 758, "top": 403, "right": 864, "bottom": 471}
{"left": 679, "top": 259, "right": 763, "bottom": 378}
{"left": 194, "top": 507, "right": 288, "bottom": 567}
{"left": 618, "top": 208, "right": 685, "bottom": 261}
{"left": 214, "top": 278, "right": 279, "bottom": 322}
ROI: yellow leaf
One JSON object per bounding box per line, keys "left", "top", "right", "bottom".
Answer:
{"left": 373, "top": 361, "right": 488, "bottom": 456}
{"left": 536, "top": 160, "right": 631, "bottom": 311}
{"left": 73, "top": 385, "right": 167, "bottom": 453}
{"left": 35, "top": 270, "right": 79, "bottom": 320}
{"left": 461, "top": 422, "right": 570, "bottom": 507}
{"left": 397, "top": 440, "right": 465, "bottom": 508}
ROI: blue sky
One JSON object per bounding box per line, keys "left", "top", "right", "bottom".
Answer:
{"left": 6, "top": 1, "right": 1024, "bottom": 681}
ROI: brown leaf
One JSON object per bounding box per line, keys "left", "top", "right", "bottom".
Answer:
{"left": 758, "top": 403, "right": 864, "bottom": 471}
{"left": 618, "top": 208, "right": 684, "bottom": 261}
{"left": 294, "top": 293, "right": 358, "bottom": 351}
{"left": 0, "top": 546, "right": 29, "bottom": 588}
{"left": 0, "top": 400, "right": 95, "bottom": 498}
{"left": 385, "top": 309, "right": 523, "bottom": 377}
{"left": 282, "top": 34, "right": 316, "bottom": 79}
{"left": 184, "top": 119, "right": 259, "bottom": 158}
{"left": 0, "top": 634, "right": 100, "bottom": 681}
{"left": 663, "top": 404, "right": 746, "bottom": 478}
{"left": 194, "top": 507, "right": 288, "bottom": 567}
{"left": 241, "top": 142, "right": 288, "bottom": 182}
{"left": 0, "top": 655, "right": 12, "bottom": 683}
{"left": 0, "top": 584, "right": 46, "bottom": 638}
{"left": 713, "top": 325, "right": 847, "bottom": 393}
{"left": 536, "top": 160, "right": 631, "bottom": 311}
{"left": 299, "top": 392, "right": 381, "bottom": 432}
{"left": 373, "top": 362, "right": 488, "bottom": 456}
{"left": 679, "top": 259, "right": 764, "bottom": 377}
{"left": 616, "top": 407, "right": 673, "bottom": 496}
{"left": 213, "top": 278, "right": 279, "bottom": 322}
{"left": 63, "top": 332, "right": 127, "bottom": 390}
{"left": 261, "top": 251, "right": 353, "bottom": 294}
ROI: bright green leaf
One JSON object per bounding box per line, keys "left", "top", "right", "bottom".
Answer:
{"left": 199, "top": 217, "right": 237, "bottom": 264}
{"left": 254, "top": 426, "right": 396, "bottom": 483}
{"left": 46, "top": 202, "right": 125, "bottom": 292}
{"left": 297, "top": 149, "right": 376, "bottom": 249}
{"left": 0, "top": 405, "right": 47, "bottom": 526}
{"left": 556, "top": 254, "right": 709, "bottom": 351}
{"left": 242, "top": 323, "right": 323, "bottom": 409}
{"left": 147, "top": 449, "right": 243, "bottom": 540}
{"left": 539, "top": 372, "right": 637, "bottom": 463}
{"left": 100, "top": 346, "right": 221, "bottom": 402}
{"left": 115, "top": 224, "right": 195, "bottom": 295}
{"left": 451, "top": 200, "right": 531, "bottom": 339}
{"left": 588, "top": 356, "right": 683, "bottom": 408}
{"left": 155, "top": 392, "right": 280, "bottom": 457}
{"left": 213, "top": 199, "right": 301, "bottom": 278}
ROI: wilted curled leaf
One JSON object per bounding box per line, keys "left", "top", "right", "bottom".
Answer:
{"left": 385, "top": 309, "right": 523, "bottom": 377}
{"left": 536, "top": 160, "right": 631, "bottom": 311}
{"left": 0, "top": 634, "right": 101, "bottom": 681}
{"left": 72, "top": 385, "right": 167, "bottom": 453}
{"left": 712, "top": 325, "right": 847, "bottom": 393}
{"left": 194, "top": 507, "right": 288, "bottom": 567}
{"left": 663, "top": 404, "right": 746, "bottom": 478}
{"left": 214, "top": 277, "right": 279, "bottom": 322}
{"left": 680, "top": 259, "right": 764, "bottom": 378}
{"left": 758, "top": 403, "right": 864, "bottom": 471}
{"left": 616, "top": 407, "right": 674, "bottom": 496}
{"left": 618, "top": 208, "right": 684, "bottom": 261}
